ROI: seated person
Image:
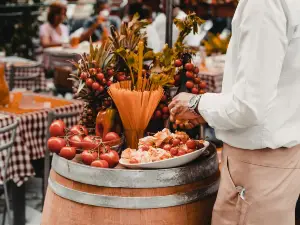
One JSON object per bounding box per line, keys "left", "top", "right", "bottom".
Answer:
{"left": 39, "top": 1, "right": 69, "bottom": 48}
{"left": 80, "top": 0, "right": 121, "bottom": 42}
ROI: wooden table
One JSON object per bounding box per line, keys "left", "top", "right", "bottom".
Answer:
{"left": 0, "top": 92, "right": 84, "bottom": 225}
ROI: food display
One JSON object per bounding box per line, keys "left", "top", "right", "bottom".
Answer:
{"left": 120, "top": 129, "right": 207, "bottom": 166}
{"left": 47, "top": 120, "right": 121, "bottom": 168}
{"left": 46, "top": 12, "right": 211, "bottom": 170}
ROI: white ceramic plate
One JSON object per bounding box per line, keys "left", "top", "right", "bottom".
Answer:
{"left": 119, "top": 141, "right": 209, "bottom": 169}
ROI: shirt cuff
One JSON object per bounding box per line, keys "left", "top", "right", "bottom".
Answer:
{"left": 198, "top": 93, "right": 225, "bottom": 129}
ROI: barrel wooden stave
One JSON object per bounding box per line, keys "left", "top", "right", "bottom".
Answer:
{"left": 42, "top": 151, "right": 219, "bottom": 225}
{"left": 42, "top": 170, "right": 218, "bottom": 225}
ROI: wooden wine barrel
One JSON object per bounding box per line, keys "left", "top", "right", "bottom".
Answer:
{"left": 42, "top": 149, "right": 220, "bottom": 225}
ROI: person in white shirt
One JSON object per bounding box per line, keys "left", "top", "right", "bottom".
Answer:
{"left": 169, "top": 0, "right": 300, "bottom": 224}
{"left": 152, "top": 0, "right": 202, "bottom": 48}
{"left": 141, "top": 5, "right": 162, "bottom": 53}
{"left": 39, "top": 1, "right": 69, "bottom": 48}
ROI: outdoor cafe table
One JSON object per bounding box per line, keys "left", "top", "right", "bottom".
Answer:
{"left": 2, "top": 56, "right": 47, "bottom": 91}
{"left": 0, "top": 92, "right": 84, "bottom": 225}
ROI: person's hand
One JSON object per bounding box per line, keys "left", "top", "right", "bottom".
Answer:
{"left": 168, "top": 92, "right": 207, "bottom": 128}
{"left": 95, "top": 15, "right": 106, "bottom": 26}
{"left": 168, "top": 92, "right": 199, "bottom": 120}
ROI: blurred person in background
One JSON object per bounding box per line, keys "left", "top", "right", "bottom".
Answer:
{"left": 80, "top": 0, "right": 121, "bottom": 42}
{"left": 127, "top": 3, "right": 162, "bottom": 52}
{"left": 39, "top": 1, "right": 69, "bottom": 48}
{"left": 152, "top": 0, "right": 202, "bottom": 48}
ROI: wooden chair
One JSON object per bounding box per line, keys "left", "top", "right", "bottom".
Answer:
{"left": 0, "top": 119, "right": 19, "bottom": 225}
{"left": 50, "top": 52, "right": 76, "bottom": 96}
{"left": 9, "top": 62, "right": 42, "bottom": 91}
{"left": 43, "top": 111, "right": 80, "bottom": 198}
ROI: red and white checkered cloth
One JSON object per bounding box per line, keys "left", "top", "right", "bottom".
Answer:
{"left": 199, "top": 71, "right": 223, "bottom": 93}
{"left": 5, "top": 65, "right": 47, "bottom": 91}
{"left": 0, "top": 99, "right": 84, "bottom": 186}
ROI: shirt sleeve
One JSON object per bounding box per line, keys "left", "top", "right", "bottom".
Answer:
{"left": 198, "top": 0, "right": 289, "bottom": 131}
{"left": 83, "top": 17, "right": 95, "bottom": 30}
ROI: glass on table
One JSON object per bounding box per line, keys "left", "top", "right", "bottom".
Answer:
{"left": 70, "top": 36, "right": 80, "bottom": 48}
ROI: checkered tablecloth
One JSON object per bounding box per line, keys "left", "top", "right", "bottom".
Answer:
{"left": 5, "top": 64, "right": 47, "bottom": 91}
{"left": 199, "top": 71, "right": 223, "bottom": 93}
{"left": 0, "top": 98, "right": 84, "bottom": 186}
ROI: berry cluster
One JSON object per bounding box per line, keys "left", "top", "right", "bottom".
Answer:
{"left": 174, "top": 60, "right": 207, "bottom": 94}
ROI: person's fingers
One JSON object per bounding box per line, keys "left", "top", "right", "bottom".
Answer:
{"left": 170, "top": 105, "right": 183, "bottom": 116}
{"left": 168, "top": 99, "right": 178, "bottom": 110}
{"left": 184, "top": 122, "right": 194, "bottom": 130}
{"left": 190, "top": 119, "right": 199, "bottom": 126}
{"left": 169, "top": 114, "right": 175, "bottom": 122}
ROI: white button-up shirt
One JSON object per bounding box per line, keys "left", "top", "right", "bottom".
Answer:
{"left": 199, "top": 0, "right": 300, "bottom": 149}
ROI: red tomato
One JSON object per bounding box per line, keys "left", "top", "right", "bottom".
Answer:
{"left": 92, "top": 82, "right": 100, "bottom": 90}
{"left": 162, "top": 107, "right": 169, "bottom": 114}
{"left": 154, "top": 110, "right": 162, "bottom": 119}
{"left": 184, "top": 63, "right": 194, "bottom": 71}
{"left": 80, "top": 72, "right": 88, "bottom": 80}
{"left": 174, "top": 59, "right": 182, "bottom": 67}
{"left": 186, "top": 139, "right": 197, "bottom": 149}
{"left": 178, "top": 149, "right": 186, "bottom": 156}
{"left": 194, "top": 77, "right": 201, "bottom": 84}
{"left": 100, "top": 149, "right": 120, "bottom": 168}
{"left": 49, "top": 120, "right": 66, "bottom": 137}
{"left": 81, "top": 150, "right": 98, "bottom": 165}
{"left": 199, "top": 89, "right": 206, "bottom": 94}
{"left": 91, "top": 160, "right": 109, "bottom": 168}
{"left": 96, "top": 73, "right": 104, "bottom": 81}
{"left": 186, "top": 81, "right": 194, "bottom": 89}
{"left": 170, "top": 147, "right": 178, "bottom": 156}
{"left": 107, "top": 69, "right": 114, "bottom": 77}
{"left": 98, "top": 85, "right": 104, "bottom": 93}
{"left": 191, "top": 88, "right": 199, "bottom": 94}
{"left": 70, "top": 125, "right": 88, "bottom": 136}
{"left": 194, "top": 67, "right": 200, "bottom": 74}
{"left": 89, "top": 68, "right": 97, "bottom": 75}
{"left": 103, "top": 132, "right": 120, "bottom": 142}
{"left": 185, "top": 71, "right": 194, "bottom": 79}
{"left": 172, "top": 138, "right": 181, "bottom": 147}
{"left": 199, "top": 81, "right": 207, "bottom": 89}
{"left": 47, "top": 137, "right": 66, "bottom": 154}
{"left": 96, "top": 68, "right": 102, "bottom": 73}
{"left": 59, "top": 147, "right": 76, "bottom": 160}
{"left": 161, "top": 95, "right": 167, "bottom": 102}
{"left": 174, "top": 74, "right": 181, "bottom": 81}
{"left": 107, "top": 80, "right": 112, "bottom": 86}
{"left": 163, "top": 144, "right": 172, "bottom": 151}
{"left": 82, "top": 136, "right": 99, "bottom": 150}
{"left": 118, "top": 75, "right": 126, "bottom": 81}
{"left": 69, "top": 135, "right": 83, "bottom": 148}
{"left": 86, "top": 78, "right": 93, "bottom": 87}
